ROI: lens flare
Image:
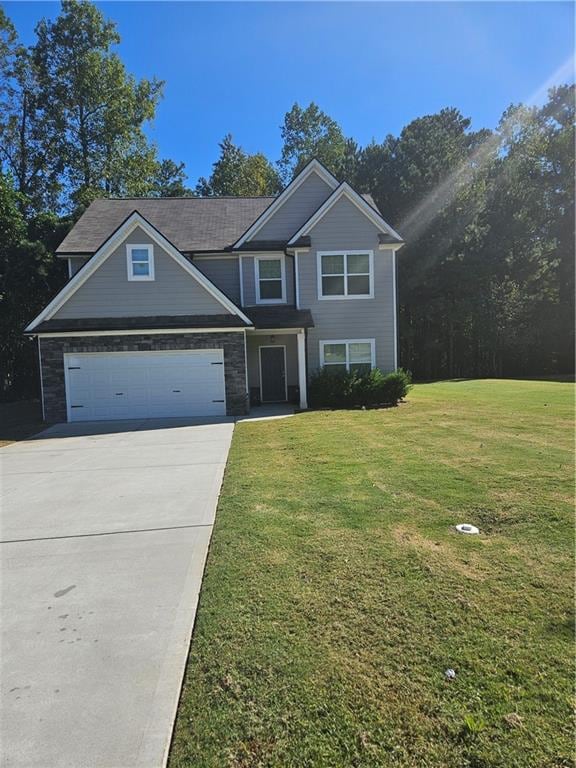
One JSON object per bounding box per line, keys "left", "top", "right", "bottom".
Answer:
{"left": 398, "top": 55, "right": 575, "bottom": 242}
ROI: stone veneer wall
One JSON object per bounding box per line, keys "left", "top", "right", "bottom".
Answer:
{"left": 39, "top": 332, "right": 248, "bottom": 422}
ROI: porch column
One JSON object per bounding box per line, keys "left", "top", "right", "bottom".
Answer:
{"left": 297, "top": 330, "right": 308, "bottom": 409}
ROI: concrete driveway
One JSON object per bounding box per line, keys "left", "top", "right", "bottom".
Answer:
{"left": 0, "top": 418, "right": 234, "bottom": 768}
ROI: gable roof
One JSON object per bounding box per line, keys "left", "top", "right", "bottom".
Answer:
{"left": 232, "top": 159, "right": 339, "bottom": 249}
{"left": 287, "top": 182, "right": 404, "bottom": 246}
{"left": 56, "top": 196, "right": 275, "bottom": 255}
{"left": 55, "top": 161, "right": 402, "bottom": 258}
{"left": 27, "top": 211, "right": 253, "bottom": 332}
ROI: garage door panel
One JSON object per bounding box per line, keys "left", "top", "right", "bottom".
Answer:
{"left": 64, "top": 350, "right": 227, "bottom": 422}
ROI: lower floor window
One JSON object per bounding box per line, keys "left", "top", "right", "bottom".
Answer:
{"left": 320, "top": 339, "right": 375, "bottom": 374}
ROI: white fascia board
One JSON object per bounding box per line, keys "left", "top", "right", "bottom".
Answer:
{"left": 287, "top": 183, "right": 404, "bottom": 245}
{"left": 247, "top": 328, "right": 304, "bottom": 335}
{"left": 232, "top": 248, "right": 286, "bottom": 257}
{"left": 192, "top": 254, "right": 239, "bottom": 260}
{"left": 26, "top": 212, "right": 252, "bottom": 331}
{"left": 36, "top": 327, "right": 250, "bottom": 338}
{"left": 379, "top": 243, "right": 405, "bottom": 251}
{"left": 233, "top": 160, "right": 339, "bottom": 248}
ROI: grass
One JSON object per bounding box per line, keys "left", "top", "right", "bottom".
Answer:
{"left": 0, "top": 400, "right": 44, "bottom": 447}
{"left": 169, "top": 380, "right": 574, "bottom": 768}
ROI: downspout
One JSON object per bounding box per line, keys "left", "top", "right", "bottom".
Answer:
{"left": 37, "top": 336, "right": 45, "bottom": 422}
{"left": 243, "top": 328, "right": 249, "bottom": 410}
{"left": 293, "top": 250, "right": 300, "bottom": 309}
{"left": 392, "top": 249, "right": 398, "bottom": 371}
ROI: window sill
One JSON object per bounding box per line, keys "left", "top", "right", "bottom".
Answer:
{"left": 318, "top": 294, "right": 374, "bottom": 301}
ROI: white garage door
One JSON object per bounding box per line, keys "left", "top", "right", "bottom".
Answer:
{"left": 64, "top": 350, "right": 226, "bottom": 422}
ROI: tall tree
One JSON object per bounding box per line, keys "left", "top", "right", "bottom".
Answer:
{"left": 31, "top": 0, "right": 164, "bottom": 208}
{"left": 356, "top": 109, "right": 497, "bottom": 378}
{"left": 0, "top": 172, "right": 68, "bottom": 397}
{"left": 278, "top": 102, "right": 350, "bottom": 183}
{"left": 150, "top": 159, "right": 192, "bottom": 197}
{"left": 357, "top": 93, "right": 574, "bottom": 380}
{"left": 196, "top": 134, "right": 280, "bottom": 196}
{"left": 483, "top": 85, "right": 575, "bottom": 375}
{"left": 0, "top": 9, "right": 62, "bottom": 212}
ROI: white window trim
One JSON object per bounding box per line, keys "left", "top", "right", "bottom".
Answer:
{"left": 317, "top": 250, "right": 374, "bottom": 300}
{"left": 319, "top": 339, "right": 376, "bottom": 371}
{"left": 255, "top": 255, "right": 286, "bottom": 305}
{"left": 127, "top": 243, "right": 155, "bottom": 281}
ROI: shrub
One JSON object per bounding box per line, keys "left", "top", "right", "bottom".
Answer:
{"left": 307, "top": 367, "right": 352, "bottom": 409}
{"left": 308, "top": 367, "right": 412, "bottom": 409}
{"left": 381, "top": 368, "right": 413, "bottom": 402}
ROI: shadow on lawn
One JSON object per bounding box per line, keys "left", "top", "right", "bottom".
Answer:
{"left": 416, "top": 375, "right": 575, "bottom": 384}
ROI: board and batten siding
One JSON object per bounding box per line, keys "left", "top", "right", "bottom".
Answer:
{"left": 54, "top": 226, "right": 230, "bottom": 319}
{"left": 240, "top": 254, "right": 295, "bottom": 307}
{"left": 297, "top": 196, "right": 397, "bottom": 373}
{"left": 194, "top": 257, "right": 241, "bottom": 305}
{"left": 252, "top": 171, "right": 332, "bottom": 242}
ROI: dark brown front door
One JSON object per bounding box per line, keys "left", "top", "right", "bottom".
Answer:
{"left": 260, "top": 346, "right": 286, "bottom": 402}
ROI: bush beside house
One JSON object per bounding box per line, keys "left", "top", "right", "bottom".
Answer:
{"left": 308, "top": 368, "right": 412, "bottom": 409}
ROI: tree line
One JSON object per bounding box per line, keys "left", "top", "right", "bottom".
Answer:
{"left": 0, "top": 0, "right": 573, "bottom": 399}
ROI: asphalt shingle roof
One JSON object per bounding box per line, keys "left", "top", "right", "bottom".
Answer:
{"left": 245, "top": 307, "right": 314, "bottom": 329}
{"left": 56, "top": 192, "right": 399, "bottom": 256}
{"left": 56, "top": 197, "right": 276, "bottom": 255}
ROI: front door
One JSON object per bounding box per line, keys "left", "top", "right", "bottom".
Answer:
{"left": 259, "top": 346, "right": 287, "bottom": 402}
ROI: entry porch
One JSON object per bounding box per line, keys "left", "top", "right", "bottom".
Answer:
{"left": 246, "top": 329, "right": 308, "bottom": 409}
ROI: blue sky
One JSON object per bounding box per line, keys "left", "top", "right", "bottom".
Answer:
{"left": 5, "top": 1, "right": 574, "bottom": 185}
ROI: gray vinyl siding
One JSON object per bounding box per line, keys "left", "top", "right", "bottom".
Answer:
{"left": 297, "top": 196, "right": 396, "bottom": 373}
{"left": 241, "top": 254, "right": 295, "bottom": 307}
{"left": 252, "top": 172, "right": 332, "bottom": 242}
{"left": 194, "top": 257, "right": 241, "bottom": 305}
{"left": 68, "top": 257, "right": 88, "bottom": 277}
{"left": 246, "top": 333, "right": 298, "bottom": 390}
{"left": 285, "top": 255, "right": 295, "bottom": 306}
{"left": 54, "top": 226, "right": 230, "bottom": 319}
{"left": 241, "top": 256, "right": 256, "bottom": 306}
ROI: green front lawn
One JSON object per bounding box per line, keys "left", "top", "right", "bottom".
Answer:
{"left": 169, "top": 380, "right": 574, "bottom": 768}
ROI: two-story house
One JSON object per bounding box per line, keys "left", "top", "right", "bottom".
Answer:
{"left": 25, "top": 159, "right": 404, "bottom": 422}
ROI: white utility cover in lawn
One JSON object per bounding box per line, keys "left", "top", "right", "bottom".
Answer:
{"left": 64, "top": 350, "right": 226, "bottom": 421}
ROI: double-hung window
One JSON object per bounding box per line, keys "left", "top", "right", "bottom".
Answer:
{"left": 320, "top": 340, "right": 375, "bottom": 375}
{"left": 255, "top": 256, "right": 285, "bottom": 304}
{"left": 127, "top": 244, "right": 154, "bottom": 281}
{"left": 318, "top": 250, "right": 373, "bottom": 299}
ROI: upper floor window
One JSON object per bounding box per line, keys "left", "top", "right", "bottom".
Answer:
{"left": 255, "top": 256, "right": 285, "bottom": 304}
{"left": 127, "top": 244, "right": 154, "bottom": 281}
{"left": 317, "top": 250, "right": 373, "bottom": 299}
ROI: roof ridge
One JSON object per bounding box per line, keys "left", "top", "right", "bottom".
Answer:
{"left": 94, "top": 195, "right": 278, "bottom": 202}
